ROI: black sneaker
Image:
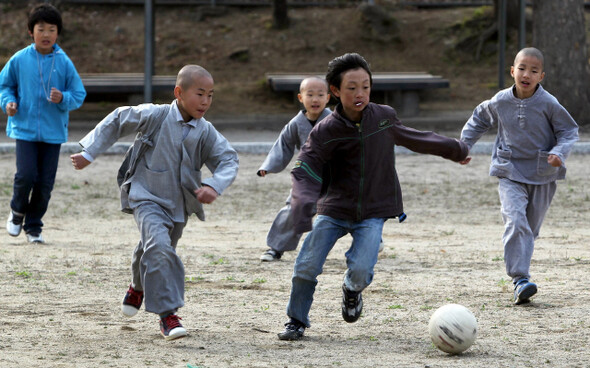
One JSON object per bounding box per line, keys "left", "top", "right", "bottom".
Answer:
{"left": 121, "top": 284, "right": 144, "bottom": 317}
{"left": 260, "top": 249, "right": 283, "bottom": 262}
{"left": 341, "top": 284, "right": 363, "bottom": 323}
{"left": 277, "top": 318, "right": 305, "bottom": 341}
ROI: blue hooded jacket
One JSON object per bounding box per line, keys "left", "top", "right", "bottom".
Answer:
{"left": 0, "top": 43, "right": 86, "bottom": 144}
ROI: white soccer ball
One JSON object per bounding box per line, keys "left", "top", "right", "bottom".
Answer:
{"left": 428, "top": 304, "right": 477, "bottom": 354}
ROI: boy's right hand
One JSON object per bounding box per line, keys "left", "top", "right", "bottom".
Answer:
{"left": 5, "top": 102, "right": 17, "bottom": 116}
{"left": 257, "top": 170, "right": 267, "bottom": 177}
{"left": 70, "top": 153, "right": 91, "bottom": 170}
{"left": 459, "top": 156, "right": 472, "bottom": 165}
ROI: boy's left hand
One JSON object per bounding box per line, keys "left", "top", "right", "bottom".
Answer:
{"left": 195, "top": 185, "right": 218, "bottom": 204}
{"left": 49, "top": 88, "right": 63, "bottom": 103}
{"left": 547, "top": 154, "right": 562, "bottom": 167}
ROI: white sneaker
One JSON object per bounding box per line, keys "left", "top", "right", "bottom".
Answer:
{"left": 260, "top": 249, "right": 283, "bottom": 262}
{"left": 26, "top": 233, "right": 45, "bottom": 244}
{"left": 6, "top": 211, "right": 23, "bottom": 237}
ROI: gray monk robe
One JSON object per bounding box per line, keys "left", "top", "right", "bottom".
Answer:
{"left": 257, "top": 108, "right": 331, "bottom": 252}
{"left": 79, "top": 101, "right": 239, "bottom": 314}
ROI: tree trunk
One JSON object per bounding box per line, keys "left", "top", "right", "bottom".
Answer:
{"left": 533, "top": 0, "right": 590, "bottom": 125}
{"left": 493, "top": 0, "right": 520, "bottom": 29}
{"left": 272, "top": 0, "right": 289, "bottom": 29}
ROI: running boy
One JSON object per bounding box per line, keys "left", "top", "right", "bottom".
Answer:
{"left": 70, "top": 65, "right": 239, "bottom": 340}
{"left": 1, "top": 3, "right": 86, "bottom": 243}
{"left": 459, "top": 47, "right": 578, "bottom": 305}
{"left": 257, "top": 76, "right": 331, "bottom": 262}
{"left": 278, "top": 53, "right": 469, "bottom": 340}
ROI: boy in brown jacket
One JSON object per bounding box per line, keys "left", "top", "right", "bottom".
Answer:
{"left": 278, "top": 53, "right": 469, "bottom": 341}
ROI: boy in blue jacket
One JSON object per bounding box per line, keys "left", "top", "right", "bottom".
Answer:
{"left": 1, "top": 3, "right": 86, "bottom": 243}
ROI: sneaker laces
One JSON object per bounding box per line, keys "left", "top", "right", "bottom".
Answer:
{"left": 344, "top": 289, "right": 360, "bottom": 308}
{"left": 162, "top": 314, "right": 183, "bottom": 329}
{"left": 284, "top": 319, "right": 303, "bottom": 331}
{"left": 125, "top": 286, "right": 143, "bottom": 305}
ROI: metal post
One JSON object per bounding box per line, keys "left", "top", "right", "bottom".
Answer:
{"left": 144, "top": 0, "right": 155, "bottom": 103}
{"left": 518, "top": 0, "right": 526, "bottom": 50}
{"left": 498, "top": 0, "right": 506, "bottom": 89}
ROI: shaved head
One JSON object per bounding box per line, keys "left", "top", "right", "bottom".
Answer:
{"left": 514, "top": 47, "right": 544, "bottom": 69}
{"left": 176, "top": 65, "right": 213, "bottom": 90}
{"left": 300, "top": 76, "right": 329, "bottom": 93}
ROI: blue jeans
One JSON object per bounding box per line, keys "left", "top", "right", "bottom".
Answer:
{"left": 286, "top": 215, "right": 386, "bottom": 327}
{"left": 11, "top": 140, "right": 61, "bottom": 235}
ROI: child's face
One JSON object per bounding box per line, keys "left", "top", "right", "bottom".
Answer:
{"left": 174, "top": 75, "right": 214, "bottom": 122}
{"left": 330, "top": 68, "right": 371, "bottom": 122}
{"left": 298, "top": 80, "right": 330, "bottom": 121}
{"left": 510, "top": 54, "right": 545, "bottom": 99}
{"left": 29, "top": 21, "right": 58, "bottom": 55}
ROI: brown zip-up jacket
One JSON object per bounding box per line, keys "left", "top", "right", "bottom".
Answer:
{"left": 291, "top": 102, "right": 469, "bottom": 233}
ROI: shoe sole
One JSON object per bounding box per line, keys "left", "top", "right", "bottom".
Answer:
{"left": 121, "top": 304, "right": 140, "bottom": 317}
{"left": 515, "top": 284, "right": 538, "bottom": 305}
{"left": 162, "top": 327, "right": 187, "bottom": 341}
{"left": 277, "top": 332, "right": 304, "bottom": 341}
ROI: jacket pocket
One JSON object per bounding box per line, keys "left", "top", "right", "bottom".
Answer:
{"left": 492, "top": 147, "right": 513, "bottom": 175}
{"left": 141, "top": 166, "right": 171, "bottom": 196}
{"left": 537, "top": 151, "right": 558, "bottom": 176}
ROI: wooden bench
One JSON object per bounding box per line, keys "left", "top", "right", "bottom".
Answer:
{"left": 81, "top": 73, "right": 176, "bottom": 103}
{"left": 266, "top": 72, "right": 450, "bottom": 116}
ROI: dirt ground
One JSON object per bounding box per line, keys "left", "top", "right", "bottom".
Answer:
{"left": 1, "top": 150, "right": 589, "bottom": 368}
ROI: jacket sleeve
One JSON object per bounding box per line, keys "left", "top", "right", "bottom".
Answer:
{"left": 0, "top": 56, "right": 18, "bottom": 111}
{"left": 257, "top": 121, "right": 298, "bottom": 175}
{"left": 79, "top": 104, "right": 157, "bottom": 158}
{"left": 548, "top": 102, "right": 579, "bottom": 165}
{"left": 290, "top": 127, "right": 328, "bottom": 233}
{"left": 201, "top": 128, "right": 239, "bottom": 196}
{"left": 393, "top": 119, "right": 469, "bottom": 162}
{"left": 460, "top": 100, "right": 496, "bottom": 150}
{"left": 57, "top": 58, "right": 86, "bottom": 112}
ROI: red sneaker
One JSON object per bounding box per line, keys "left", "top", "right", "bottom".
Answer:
{"left": 121, "top": 284, "right": 143, "bottom": 317}
{"left": 160, "top": 314, "right": 187, "bottom": 341}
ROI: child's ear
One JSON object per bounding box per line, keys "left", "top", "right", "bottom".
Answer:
{"left": 510, "top": 65, "right": 515, "bottom": 78}
{"left": 297, "top": 93, "right": 304, "bottom": 104}
{"left": 329, "top": 85, "right": 340, "bottom": 98}
{"left": 173, "top": 86, "right": 182, "bottom": 99}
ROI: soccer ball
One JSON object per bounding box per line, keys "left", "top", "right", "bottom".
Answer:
{"left": 428, "top": 304, "right": 477, "bottom": 354}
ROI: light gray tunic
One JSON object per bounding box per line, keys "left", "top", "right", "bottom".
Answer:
{"left": 461, "top": 84, "right": 578, "bottom": 184}
{"left": 80, "top": 101, "right": 239, "bottom": 222}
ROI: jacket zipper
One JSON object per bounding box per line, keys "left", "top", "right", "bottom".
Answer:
{"left": 357, "top": 122, "right": 364, "bottom": 221}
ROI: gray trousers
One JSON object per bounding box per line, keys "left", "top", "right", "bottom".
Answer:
{"left": 131, "top": 202, "right": 187, "bottom": 314}
{"left": 498, "top": 178, "right": 556, "bottom": 283}
{"left": 267, "top": 191, "right": 313, "bottom": 253}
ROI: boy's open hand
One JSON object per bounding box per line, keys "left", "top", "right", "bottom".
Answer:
{"left": 6, "top": 102, "right": 17, "bottom": 116}
{"left": 547, "top": 154, "right": 562, "bottom": 167}
{"left": 195, "top": 185, "right": 218, "bottom": 204}
{"left": 70, "top": 153, "right": 91, "bottom": 170}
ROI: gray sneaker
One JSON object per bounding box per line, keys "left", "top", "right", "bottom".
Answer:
{"left": 341, "top": 284, "right": 363, "bottom": 323}
{"left": 277, "top": 318, "right": 305, "bottom": 341}
{"left": 6, "top": 211, "right": 24, "bottom": 237}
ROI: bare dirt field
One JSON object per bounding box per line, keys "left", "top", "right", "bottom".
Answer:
{"left": 1, "top": 150, "right": 589, "bottom": 368}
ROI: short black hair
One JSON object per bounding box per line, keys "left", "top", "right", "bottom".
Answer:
{"left": 325, "top": 53, "right": 372, "bottom": 89}
{"left": 28, "top": 3, "right": 62, "bottom": 35}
